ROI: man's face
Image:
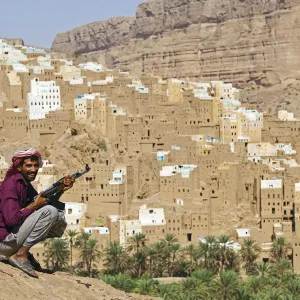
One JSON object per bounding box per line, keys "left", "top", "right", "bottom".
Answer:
{"left": 17, "top": 157, "right": 39, "bottom": 183}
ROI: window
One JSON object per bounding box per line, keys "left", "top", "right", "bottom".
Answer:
{"left": 68, "top": 208, "right": 72, "bottom": 215}
{"left": 272, "top": 208, "right": 275, "bottom": 214}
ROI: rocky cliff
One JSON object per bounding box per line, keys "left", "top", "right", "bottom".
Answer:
{"left": 0, "top": 262, "right": 160, "bottom": 300}
{"left": 51, "top": 0, "right": 300, "bottom": 85}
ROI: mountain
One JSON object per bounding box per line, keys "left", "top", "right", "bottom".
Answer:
{"left": 51, "top": 0, "right": 300, "bottom": 85}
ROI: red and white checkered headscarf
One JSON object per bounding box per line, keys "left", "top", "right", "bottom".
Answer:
{"left": 5, "top": 148, "right": 43, "bottom": 180}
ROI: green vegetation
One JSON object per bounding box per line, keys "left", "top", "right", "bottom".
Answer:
{"left": 43, "top": 233, "right": 300, "bottom": 299}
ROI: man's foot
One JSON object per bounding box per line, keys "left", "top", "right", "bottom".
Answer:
{"left": 28, "top": 253, "right": 55, "bottom": 274}
{"left": 8, "top": 257, "right": 38, "bottom": 278}
{"left": 0, "top": 254, "right": 8, "bottom": 262}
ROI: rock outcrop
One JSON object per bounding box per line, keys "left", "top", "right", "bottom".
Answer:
{"left": 51, "top": 0, "right": 300, "bottom": 85}
{"left": 0, "top": 262, "right": 160, "bottom": 300}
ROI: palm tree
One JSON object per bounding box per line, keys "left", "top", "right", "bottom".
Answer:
{"left": 252, "top": 261, "right": 274, "bottom": 279}
{"left": 236, "top": 285, "right": 251, "bottom": 300}
{"left": 192, "top": 268, "right": 214, "bottom": 284}
{"left": 127, "top": 233, "right": 147, "bottom": 255}
{"left": 265, "top": 288, "right": 284, "bottom": 300}
{"left": 213, "top": 270, "right": 240, "bottom": 300}
{"left": 152, "top": 241, "right": 166, "bottom": 277}
{"left": 183, "top": 244, "right": 198, "bottom": 274}
{"left": 240, "top": 238, "right": 261, "bottom": 273}
{"left": 218, "top": 235, "right": 234, "bottom": 272}
{"left": 274, "top": 258, "right": 292, "bottom": 276}
{"left": 161, "top": 233, "right": 178, "bottom": 247}
{"left": 134, "top": 278, "right": 159, "bottom": 295}
{"left": 182, "top": 277, "right": 200, "bottom": 292}
{"left": 44, "top": 238, "right": 70, "bottom": 271}
{"left": 80, "top": 238, "right": 101, "bottom": 277}
{"left": 199, "top": 235, "right": 219, "bottom": 273}
{"left": 131, "top": 251, "right": 147, "bottom": 277}
{"left": 270, "top": 237, "right": 292, "bottom": 261}
{"left": 247, "top": 276, "right": 266, "bottom": 295}
{"left": 104, "top": 241, "right": 128, "bottom": 274}
{"left": 100, "top": 273, "right": 134, "bottom": 293}
{"left": 146, "top": 247, "right": 156, "bottom": 277}
{"left": 75, "top": 231, "right": 91, "bottom": 269}
{"left": 161, "top": 233, "right": 179, "bottom": 275}
{"left": 66, "top": 229, "right": 78, "bottom": 270}
{"left": 286, "top": 280, "right": 300, "bottom": 299}
{"left": 156, "top": 284, "right": 179, "bottom": 299}
{"left": 169, "top": 243, "right": 182, "bottom": 276}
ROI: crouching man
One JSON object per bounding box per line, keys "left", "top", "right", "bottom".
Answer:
{"left": 0, "top": 149, "right": 74, "bottom": 278}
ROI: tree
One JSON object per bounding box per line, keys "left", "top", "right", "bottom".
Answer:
{"left": 236, "top": 285, "right": 251, "bottom": 300}
{"left": 75, "top": 231, "right": 91, "bottom": 270}
{"left": 273, "top": 258, "right": 292, "bottom": 277}
{"left": 247, "top": 276, "right": 266, "bottom": 295}
{"left": 169, "top": 243, "right": 182, "bottom": 276}
{"left": 127, "top": 233, "right": 147, "bottom": 255}
{"left": 100, "top": 273, "right": 134, "bottom": 293}
{"left": 182, "top": 278, "right": 210, "bottom": 299}
{"left": 286, "top": 280, "right": 300, "bottom": 299}
{"left": 218, "top": 235, "right": 234, "bottom": 272}
{"left": 131, "top": 251, "right": 147, "bottom": 277}
{"left": 104, "top": 241, "right": 128, "bottom": 274}
{"left": 252, "top": 261, "right": 274, "bottom": 279}
{"left": 192, "top": 268, "right": 214, "bottom": 284}
{"left": 213, "top": 270, "right": 239, "bottom": 300}
{"left": 161, "top": 234, "right": 179, "bottom": 276}
{"left": 66, "top": 229, "right": 78, "bottom": 270}
{"left": 151, "top": 241, "right": 166, "bottom": 277}
{"left": 134, "top": 278, "right": 159, "bottom": 296}
{"left": 80, "top": 238, "right": 101, "bottom": 277}
{"left": 183, "top": 244, "right": 198, "bottom": 274}
{"left": 270, "top": 237, "right": 292, "bottom": 261}
{"left": 198, "top": 235, "right": 219, "bottom": 273}
{"left": 146, "top": 247, "right": 156, "bottom": 277}
{"left": 240, "top": 238, "right": 261, "bottom": 273}
{"left": 44, "top": 238, "right": 70, "bottom": 271}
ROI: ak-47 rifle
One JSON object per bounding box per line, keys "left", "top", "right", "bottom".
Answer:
{"left": 39, "top": 164, "right": 91, "bottom": 200}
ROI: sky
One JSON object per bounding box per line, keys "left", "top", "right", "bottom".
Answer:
{"left": 0, "top": 0, "right": 145, "bottom": 48}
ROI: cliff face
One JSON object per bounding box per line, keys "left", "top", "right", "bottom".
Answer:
{"left": 52, "top": 0, "right": 300, "bottom": 85}
{"left": 52, "top": 17, "right": 135, "bottom": 54}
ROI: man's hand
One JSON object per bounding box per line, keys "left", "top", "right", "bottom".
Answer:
{"left": 26, "top": 192, "right": 48, "bottom": 212}
{"left": 62, "top": 175, "right": 75, "bottom": 192}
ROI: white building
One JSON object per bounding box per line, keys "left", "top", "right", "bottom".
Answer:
{"left": 278, "top": 110, "right": 298, "bottom": 121}
{"left": 65, "top": 202, "right": 87, "bottom": 230}
{"left": 109, "top": 168, "right": 126, "bottom": 185}
{"left": 12, "top": 63, "right": 29, "bottom": 73}
{"left": 79, "top": 62, "right": 104, "bottom": 72}
{"left": 119, "top": 219, "right": 142, "bottom": 246}
{"left": 0, "top": 39, "right": 27, "bottom": 64}
{"left": 160, "top": 164, "right": 197, "bottom": 178}
{"left": 261, "top": 179, "right": 282, "bottom": 189}
{"left": 139, "top": 205, "right": 166, "bottom": 226}
{"left": 27, "top": 78, "right": 61, "bottom": 120}
{"left": 83, "top": 227, "right": 109, "bottom": 235}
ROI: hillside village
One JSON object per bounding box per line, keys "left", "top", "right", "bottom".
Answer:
{"left": 1, "top": 38, "right": 300, "bottom": 272}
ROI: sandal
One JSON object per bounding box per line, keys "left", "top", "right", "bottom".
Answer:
{"left": 8, "top": 258, "right": 38, "bottom": 278}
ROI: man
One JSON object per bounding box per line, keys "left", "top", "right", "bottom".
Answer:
{"left": 0, "top": 149, "right": 74, "bottom": 278}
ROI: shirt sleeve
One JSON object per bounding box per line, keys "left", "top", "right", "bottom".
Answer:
{"left": 2, "top": 186, "right": 32, "bottom": 227}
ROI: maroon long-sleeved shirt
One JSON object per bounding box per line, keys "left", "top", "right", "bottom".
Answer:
{"left": 0, "top": 173, "right": 36, "bottom": 241}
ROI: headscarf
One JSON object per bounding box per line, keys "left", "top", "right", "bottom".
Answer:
{"left": 4, "top": 148, "right": 43, "bottom": 180}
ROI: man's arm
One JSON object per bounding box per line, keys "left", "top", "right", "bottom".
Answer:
{"left": 2, "top": 187, "right": 33, "bottom": 227}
